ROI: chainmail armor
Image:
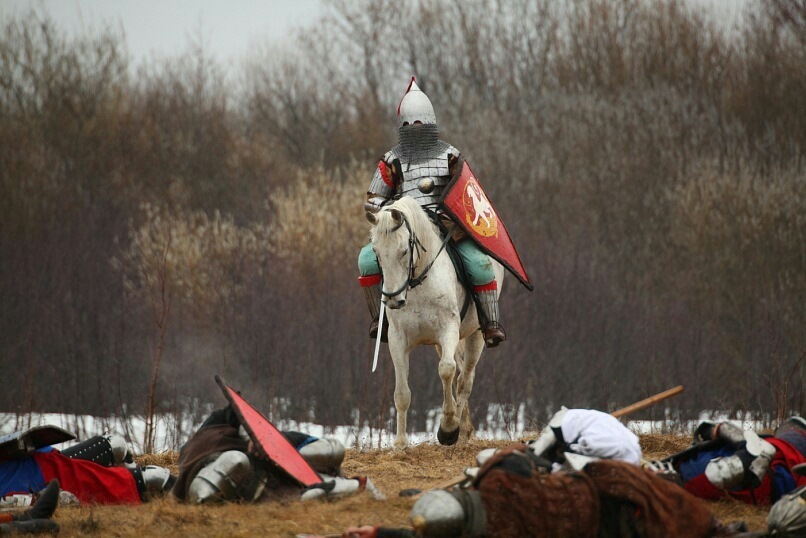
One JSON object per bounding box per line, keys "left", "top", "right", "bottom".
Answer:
{"left": 385, "top": 124, "right": 457, "bottom": 208}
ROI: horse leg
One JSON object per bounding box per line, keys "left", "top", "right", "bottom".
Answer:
{"left": 456, "top": 332, "right": 485, "bottom": 442}
{"left": 390, "top": 340, "right": 411, "bottom": 450}
{"left": 436, "top": 335, "right": 460, "bottom": 446}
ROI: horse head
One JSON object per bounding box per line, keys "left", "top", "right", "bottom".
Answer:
{"left": 366, "top": 204, "right": 419, "bottom": 309}
{"left": 367, "top": 208, "right": 414, "bottom": 310}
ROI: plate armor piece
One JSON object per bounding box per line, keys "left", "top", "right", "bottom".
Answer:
{"left": 388, "top": 144, "right": 458, "bottom": 208}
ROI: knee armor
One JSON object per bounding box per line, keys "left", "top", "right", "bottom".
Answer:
{"left": 187, "top": 451, "right": 252, "bottom": 504}
{"left": 299, "top": 438, "right": 345, "bottom": 476}
{"left": 704, "top": 431, "right": 775, "bottom": 490}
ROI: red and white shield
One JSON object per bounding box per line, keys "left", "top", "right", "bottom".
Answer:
{"left": 440, "top": 160, "right": 533, "bottom": 290}
{"left": 215, "top": 375, "right": 321, "bottom": 487}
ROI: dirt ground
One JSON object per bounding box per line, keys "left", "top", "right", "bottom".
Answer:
{"left": 46, "top": 434, "right": 769, "bottom": 537}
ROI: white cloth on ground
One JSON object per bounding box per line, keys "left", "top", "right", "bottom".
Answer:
{"left": 559, "top": 409, "right": 642, "bottom": 465}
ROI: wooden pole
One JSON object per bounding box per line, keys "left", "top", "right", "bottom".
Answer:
{"left": 611, "top": 385, "right": 684, "bottom": 418}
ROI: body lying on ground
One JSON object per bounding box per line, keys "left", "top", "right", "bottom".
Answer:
{"left": 343, "top": 411, "right": 806, "bottom": 536}
{"left": 527, "top": 407, "right": 642, "bottom": 471}
{"left": 0, "top": 432, "right": 174, "bottom": 505}
{"left": 344, "top": 445, "right": 755, "bottom": 538}
{"left": 651, "top": 416, "right": 806, "bottom": 506}
{"left": 172, "top": 405, "right": 382, "bottom": 504}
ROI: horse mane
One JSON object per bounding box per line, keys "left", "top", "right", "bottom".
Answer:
{"left": 372, "top": 197, "right": 441, "bottom": 252}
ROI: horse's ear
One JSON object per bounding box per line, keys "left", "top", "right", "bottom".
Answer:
{"left": 366, "top": 211, "right": 377, "bottom": 224}
{"left": 390, "top": 209, "right": 403, "bottom": 225}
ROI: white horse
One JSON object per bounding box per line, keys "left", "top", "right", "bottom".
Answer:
{"left": 366, "top": 196, "right": 505, "bottom": 449}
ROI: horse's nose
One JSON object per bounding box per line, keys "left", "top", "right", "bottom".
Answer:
{"left": 386, "top": 298, "right": 406, "bottom": 309}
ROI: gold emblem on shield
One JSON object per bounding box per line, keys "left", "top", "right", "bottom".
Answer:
{"left": 462, "top": 177, "right": 498, "bottom": 237}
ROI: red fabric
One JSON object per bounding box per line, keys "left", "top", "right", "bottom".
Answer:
{"left": 769, "top": 437, "right": 806, "bottom": 487}
{"left": 684, "top": 473, "right": 727, "bottom": 501}
{"left": 727, "top": 438, "right": 806, "bottom": 505}
{"left": 33, "top": 452, "right": 141, "bottom": 505}
{"left": 377, "top": 161, "right": 395, "bottom": 189}
{"left": 359, "top": 274, "right": 381, "bottom": 287}
{"left": 473, "top": 281, "right": 498, "bottom": 292}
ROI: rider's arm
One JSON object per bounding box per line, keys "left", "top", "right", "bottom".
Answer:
{"left": 364, "top": 157, "right": 398, "bottom": 213}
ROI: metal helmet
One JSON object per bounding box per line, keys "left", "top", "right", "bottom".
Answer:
{"left": 409, "top": 489, "right": 486, "bottom": 538}
{"left": 397, "top": 77, "right": 436, "bottom": 127}
{"left": 767, "top": 485, "right": 806, "bottom": 536}
{"left": 410, "top": 490, "right": 465, "bottom": 537}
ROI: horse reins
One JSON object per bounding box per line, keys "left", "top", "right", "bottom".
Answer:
{"left": 380, "top": 210, "right": 455, "bottom": 298}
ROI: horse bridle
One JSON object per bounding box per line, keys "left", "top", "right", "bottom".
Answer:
{"left": 379, "top": 210, "right": 454, "bottom": 299}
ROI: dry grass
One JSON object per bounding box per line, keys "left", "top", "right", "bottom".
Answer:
{"left": 48, "top": 436, "right": 769, "bottom": 537}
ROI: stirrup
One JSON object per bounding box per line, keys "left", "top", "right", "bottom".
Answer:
{"left": 369, "top": 318, "right": 388, "bottom": 343}
{"left": 482, "top": 322, "right": 506, "bottom": 348}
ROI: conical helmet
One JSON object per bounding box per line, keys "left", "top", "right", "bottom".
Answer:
{"left": 397, "top": 77, "right": 436, "bottom": 127}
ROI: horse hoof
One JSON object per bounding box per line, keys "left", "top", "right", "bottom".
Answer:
{"left": 437, "top": 426, "right": 460, "bottom": 446}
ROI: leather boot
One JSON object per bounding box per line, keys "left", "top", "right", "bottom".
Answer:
{"left": 12, "top": 480, "right": 60, "bottom": 521}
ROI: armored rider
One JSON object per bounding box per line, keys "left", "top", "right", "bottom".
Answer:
{"left": 358, "top": 78, "right": 506, "bottom": 348}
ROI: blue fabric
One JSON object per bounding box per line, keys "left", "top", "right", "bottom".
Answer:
{"left": 359, "top": 238, "right": 495, "bottom": 286}
{"left": 358, "top": 243, "right": 381, "bottom": 276}
{"left": 0, "top": 448, "right": 52, "bottom": 495}
{"left": 295, "top": 436, "right": 319, "bottom": 450}
{"left": 771, "top": 465, "right": 796, "bottom": 503}
{"left": 678, "top": 445, "right": 734, "bottom": 482}
{"left": 453, "top": 239, "right": 495, "bottom": 285}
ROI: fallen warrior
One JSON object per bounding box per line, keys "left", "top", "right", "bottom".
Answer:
{"left": 647, "top": 416, "right": 806, "bottom": 506}
{"left": 172, "top": 405, "right": 382, "bottom": 503}
{"left": 343, "top": 444, "right": 756, "bottom": 538}
{"left": 0, "top": 431, "right": 174, "bottom": 506}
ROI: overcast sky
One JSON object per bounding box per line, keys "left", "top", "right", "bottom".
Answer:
{"left": 1, "top": 0, "right": 325, "bottom": 66}
{"left": 2, "top": 0, "right": 749, "bottom": 68}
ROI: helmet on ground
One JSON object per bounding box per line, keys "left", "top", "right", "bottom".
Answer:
{"left": 409, "top": 488, "right": 486, "bottom": 537}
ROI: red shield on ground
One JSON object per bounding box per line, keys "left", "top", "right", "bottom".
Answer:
{"left": 215, "top": 375, "right": 321, "bottom": 487}
{"left": 440, "top": 160, "right": 533, "bottom": 290}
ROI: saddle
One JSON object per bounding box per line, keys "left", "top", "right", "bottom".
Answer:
{"left": 425, "top": 207, "right": 475, "bottom": 321}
